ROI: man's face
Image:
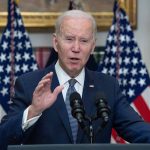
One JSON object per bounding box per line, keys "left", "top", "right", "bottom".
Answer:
{"left": 53, "top": 17, "right": 96, "bottom": 77}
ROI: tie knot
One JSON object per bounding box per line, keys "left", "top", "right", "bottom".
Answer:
{"left": 69, "top": 79, "right": 77, "bottom": 87}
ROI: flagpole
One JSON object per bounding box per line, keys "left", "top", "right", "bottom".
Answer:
{"left": 115, "top": 0, "right": 121, "bottom": 80}
{"left": 10, "top": 0, "right": 15, "bottom": 98}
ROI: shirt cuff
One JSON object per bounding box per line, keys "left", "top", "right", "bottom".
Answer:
{"left": 22, "top": 106, "right": 42, "bottom": 131}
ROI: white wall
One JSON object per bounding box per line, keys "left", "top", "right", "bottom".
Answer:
{"left": 134, "top": 0, "right": 150, "bottom": 72}
{"left": 1, "top": 0, "right": 150, "bottom": 71}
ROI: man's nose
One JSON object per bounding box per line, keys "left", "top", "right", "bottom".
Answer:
{"left": 73, "top": 40, "right": 80, "bottom": 52}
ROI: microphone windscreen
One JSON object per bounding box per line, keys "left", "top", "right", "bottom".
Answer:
{"left": 70, "top": 92, "right": 82, "bottom": 106}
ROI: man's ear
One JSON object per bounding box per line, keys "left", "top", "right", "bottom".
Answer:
{"left": 91, "top": 39, "right": 96, "bottom": 54}
{"left": 52, "top": 33, "right": 58, "bottom": 52}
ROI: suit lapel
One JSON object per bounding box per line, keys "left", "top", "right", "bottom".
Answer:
{"left": 50, "top": 68, "right": 73, "bottom": 143}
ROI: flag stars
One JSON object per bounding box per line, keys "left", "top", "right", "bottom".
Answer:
{"left": 120, "top": 35, "right": 125, "bottom": 42}
{"left": 0, "top": 0, "right": 38, "bottom": 112}
{"left": 0, "top": 53, "right": 6, "bottom": 62}
{"left": 123, "top": 68, "right": 128, "bottom": 76}
{"left": 15, "top": 53, "right": 21, "bottom": 62}
{"left": 23, "top": 52, "right": 30, "bottom": 61}
{"left": 134, "top": 47, "right": 139, "bottom": 54}
{"left": 15, "top": 65, "right": 20, "bottom": 72}
{"left": 125, "top": 47, "right": 131, "bottom": 54}
{"left": 6, "top": 65, "right": 11, "bottom": 74}
{"left": 104, "top": 58, "right": 109, "bottom": 65}
{"left": 131, "top": 68, "right": 137, "bottom": 76}
{"left": 17, "top": 42, "right": 22, "bottom": 50}
{"left": 102, "top": 68, "right": 108, "bottom": 74}
{"left": 4, "top": 30, "right": 10, "bottom": 39}
{"left": 16, "top": 8, "right": 20, "bottom": 16}
{"left": 22, "top": 64, "right": 29, "bottom": 72}
{"left": 140, "top": 68, "right": 147, "bottom": 76}
{"left": 125, "top": 35, "right": 131, "bottom": 43}
{"left": 17, "top": 31, "right": 23, "bottom": 39}
{"left": 112, "top": 46, "right": 117, "bottom": 54}
{"left": 123, "top": 79, "right": 127, "bottom": 86}
{"left": 0, "top": 66, "right": 4, "bottom": 72}
{"left": 14, "top": 31, "right": 18, "bottom": 38}
{"left": 24, "top": 32, "right": 29, "bottom": 38}
{"left": 138, "top": 78, "right": 146, "bottom": 87}
{"left": 25, "top": 41, "right": 31, "bottom": 49}
{"left": 127, "top": 89, "right": 135, "bottom": 97}
{"left": 107, "top": 35, "right": 113, "bottom": 43}
{"left": 110, "top": 57, "right": 116, "bottom": 65}
{"left": 31, "top": 54, "right": 36, "bottom": 59}
{"left": 109, "top": 68, "right": 115, "bottom": 75}
{"left": 31, "top": 63, "right": 38, "bottom": 71}
{"left": 119, "top": 68, "right": 123, "bottom": 75}
{"left": 122, "top": 90, "right": 126, "bottom": 96}
{"left": 129, "top": 78, "right": 136, "bottom": 87}
{"left": 3, "top": 76, "right": 10, "bottom": 85}
{"left": 124, "top": 57, "right": 130, "bottom": 65}
{"left": 18, "top": 19, "right": 23, "bottom": 26}
{"left": 106, "top": 47, "right": 111, "bottom": 53}
{"left": 132, "top": 57, "right": 138, "bottom": 65}
{"left": 126, "top": 25, "right": 131, "bottom": 31}
{"left": 1, "top": 87, "right": 8, "bottom": 96}
{"left": 2, "top": 41, "right": 8, "bottom": 50}
{"left": 110, "top": 24, "right": 115, "bottom": 32}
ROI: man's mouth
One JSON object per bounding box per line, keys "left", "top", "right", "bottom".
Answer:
{"left": 70, "top": 57, "right": 80, "bottom": 63}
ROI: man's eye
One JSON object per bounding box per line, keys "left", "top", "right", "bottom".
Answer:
{"left": 66, "top": 38, "right": 73, "bottom": 41}
{"left": 81, "top": 39, "right": 88, "bottom": 43}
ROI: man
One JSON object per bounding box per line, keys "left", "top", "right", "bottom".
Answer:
{"left": 0, "top": 10, "right": 150, "bottom": 149}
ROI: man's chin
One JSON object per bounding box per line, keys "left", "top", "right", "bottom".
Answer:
{"left": 68, "top": 67, "right": 81, "bottom": 77}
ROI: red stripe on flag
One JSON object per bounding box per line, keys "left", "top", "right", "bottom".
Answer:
{"left": 112, "top": 128, "right": 126, "bottom": 143}
{"left": 133, "top": 95, "right": 150, "bottom": 122}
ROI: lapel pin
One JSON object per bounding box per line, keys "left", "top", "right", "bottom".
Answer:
{"left": 89, "top": 85, "right": 94, "bottom": 88}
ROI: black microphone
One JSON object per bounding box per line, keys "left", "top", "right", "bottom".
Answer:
{"left": 95, "top": 92, "right": 111, "bottom": 123}
{"left": 70, "top": 92, "right": 85, "bottom": 123}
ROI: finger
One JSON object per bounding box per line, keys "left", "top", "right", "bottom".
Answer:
{"left": 42, "top": 72, "right": 53, "bottom": 80}
{"left": 48, "top": 72, "right": 53, "bottom": 86}
{"left": 38, "top": 78, "right": 50, "bottom": 86}
{"left": 34, "top": 84, "right": 44, "bottom": 95}
{"left": 53, "top": 85, "right": 64, "bottom": 98}
{"left": 35, "top": 78, "right": 51, "bottom": 92}
{"left": 40, "top": 72, "right": 53, "bottom": 87}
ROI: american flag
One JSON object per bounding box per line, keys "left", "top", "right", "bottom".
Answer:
{"left": 98, "top": 1, "right": 150, "bottom": 143}
{"left": 0, "top": 0, "right": 38, "bottom": 120}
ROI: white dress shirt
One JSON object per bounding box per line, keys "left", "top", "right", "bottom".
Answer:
{"left": 22, "top": 61, "right": 85, "bottom": 131}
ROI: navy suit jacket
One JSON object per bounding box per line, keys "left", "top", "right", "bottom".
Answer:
{"left": 1, "top": 64, "right": 150, "bottom": 149}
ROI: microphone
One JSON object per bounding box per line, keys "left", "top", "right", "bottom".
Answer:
{"left": 95, "top": 92, "right": 111, "bottom": 123}
{"left": 70, "top": 92, "right": 85, "bottom": 123}
{"left": 70, "top": 92, "right": 90, "bottom": 138}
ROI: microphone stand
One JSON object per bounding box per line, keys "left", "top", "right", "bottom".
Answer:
{"left": 88, "top": 118, "right": 94, "bottom": 144}
{"left": 77, "top": 115, "right": 109, "bottom": 144}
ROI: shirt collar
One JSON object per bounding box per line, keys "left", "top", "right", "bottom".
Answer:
{"left": 55, "top": 61, "right": 85, "bottom": 86}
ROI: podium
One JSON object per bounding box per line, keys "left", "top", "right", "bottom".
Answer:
{"left": 8, "top": 144, "right": 150, "bottom": 150}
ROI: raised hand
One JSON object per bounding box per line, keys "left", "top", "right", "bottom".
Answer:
{"left": 28, "top": 72, "right": 64, "bottom": 119}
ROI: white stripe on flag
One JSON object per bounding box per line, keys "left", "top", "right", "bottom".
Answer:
{"left": 111, "top": 136, "right": 117, "bottom": 143}
{"left": 130, "top": 103, "right": 141, "bottom": 116}
{"left": 141, "top": 86, "right": 150, "bottom": 109}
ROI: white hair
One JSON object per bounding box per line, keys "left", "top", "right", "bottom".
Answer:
{"left": 55, "top": 10, "right": 97, "bottom": 39}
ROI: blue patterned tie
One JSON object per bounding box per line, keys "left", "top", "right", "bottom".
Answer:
{"left": 65, "top": 79, "right": 78, "bottom": 143}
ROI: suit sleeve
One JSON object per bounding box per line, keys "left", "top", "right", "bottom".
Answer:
{"left": 0, "top": 74, "right": 37, "bottom": 145}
